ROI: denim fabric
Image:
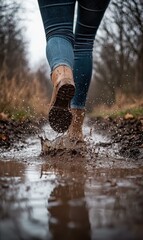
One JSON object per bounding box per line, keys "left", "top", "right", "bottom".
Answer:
{"left": 38, "top": 0, "right": 110, "bottom": 108}
{"left": 47, "top": 36, "right": 74, "bottom": 70}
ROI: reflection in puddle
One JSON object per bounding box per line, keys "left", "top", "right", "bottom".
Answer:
{"left": 0, "top": 158, "right": 143, "bottom": 240}
{"left": 0, "top": 123, "right": 143, "bottom": 239}
{"left": 0, "top": 160, "right": 55, "bottom": 240}
{"left": 48, "top": 187, "right": 90, "bottom": 240}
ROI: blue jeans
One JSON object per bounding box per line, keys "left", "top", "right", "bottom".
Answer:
{"left": 38, "top": 0, "right": 110, "bottom": 109}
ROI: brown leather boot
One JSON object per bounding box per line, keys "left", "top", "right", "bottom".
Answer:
{"left": 68, "top": 109, "right": 85, "bottom": 142}
{"left": 41, "top": 109, "right": 85, "bottom": 153}
{"left": 48, "top": 65, "right": 75, "bottom": 133}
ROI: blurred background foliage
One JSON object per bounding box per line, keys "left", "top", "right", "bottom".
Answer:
{"left": 88, "top": 0, "right": 143, "bottom": 113}
{"left": 0, "top": 0, "right": 142, "bottom": 119}
{"left": 0, "top": 0, "right": 52, "bottom": 119}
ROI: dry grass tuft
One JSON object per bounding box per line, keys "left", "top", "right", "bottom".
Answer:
{"left": 0, "top": 74, "right": 50, "bottom": 120}
{"left": 91, "top": 92, "right": 143, "bottom": 118}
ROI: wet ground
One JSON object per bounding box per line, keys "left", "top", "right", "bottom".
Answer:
{"left": 0, "top": 122, "right": 143, "bottom": 240}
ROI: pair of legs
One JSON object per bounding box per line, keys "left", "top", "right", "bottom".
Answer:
{"left": 38, "top": 0, "right": 110, "bottom": 108}
{"left": 38, "top": 0, "right": 110, "bottom": 137}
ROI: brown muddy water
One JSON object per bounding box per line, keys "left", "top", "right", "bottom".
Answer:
{"left": 0, "top": 123, "right": 143, "bottom": 240}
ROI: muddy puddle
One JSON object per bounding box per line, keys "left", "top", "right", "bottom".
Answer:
{"left": 0, "top": 123, "right": 143, "bottom": 240}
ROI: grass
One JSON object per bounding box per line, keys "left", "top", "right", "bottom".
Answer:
{"left": 10, "top": 108, "right": 33, "bottom": 121}
{"left": 90, "top": 94, "right": 143, "bottom": 119}
{"left": 110, "top": 106, "right": 143, "bottom": 118}
{"left": 1, "top": 73, "right": 143, "bottom": 121}
{"left": 0, "top": 74, "right": 50, "bottom": 120}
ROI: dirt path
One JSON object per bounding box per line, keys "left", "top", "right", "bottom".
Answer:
{"left": 0, "top": 122, "right": 143, "bottom": 240}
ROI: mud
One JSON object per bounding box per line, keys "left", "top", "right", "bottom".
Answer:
{"left": 89, "top": 116, "right": 143, "bottom": 159}
{"left": 0, "top": 118, "right": 42, "bottom": 148}
{"left": 0, "top": 122, "right": 143, "bottom": 240}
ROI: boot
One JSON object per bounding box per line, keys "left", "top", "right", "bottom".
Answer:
{"left": 48, "top": 65, "right": 75, "bottom": 133}
{"left": 68, "top": 109, "right": 85, "bottom": 142}
{"left": 41, "top": 109, "right": 85, "bottom": 154}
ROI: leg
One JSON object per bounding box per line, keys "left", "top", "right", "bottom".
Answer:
{"left": 38, "top": 0, "right": 76, "bottom": 71}
{"left": 71, "top": 0, "right": 110, "bottom": 109}
{"left": 38, "top": 0, "right": 76, "bottom": 133}
{"left": 69, "top": 0, "right": 110, "bottom": 140}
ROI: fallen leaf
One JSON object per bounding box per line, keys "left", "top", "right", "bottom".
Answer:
{"left": 124, "top": 113, "right": 134, "bottom": 120}
{"left": 0, "top": 112, "right": 9, "bottom": 121}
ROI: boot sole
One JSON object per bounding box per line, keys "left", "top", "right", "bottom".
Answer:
{"left": 49, "top": 83, "right": 75, "bottom": 133}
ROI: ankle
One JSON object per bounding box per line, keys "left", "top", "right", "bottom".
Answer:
{"left": 67, "top": 108, "right": 85, "bottom": 141}
{"left": 51, "top": 65, "right": 74, "bottom": 86}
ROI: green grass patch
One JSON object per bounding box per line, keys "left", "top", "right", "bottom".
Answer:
{"left": 11, "top": 109, "right": 33, "bottom": 121}
{"left": 1, "top": 107, "right": 35, "bottom": 121}
{"left": 110, "top": 107, "right": 143, "bottom": 118}
{"left": 90, "top": 106, "right": 143, "bottom": 119}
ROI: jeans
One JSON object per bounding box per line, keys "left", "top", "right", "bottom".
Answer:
{"left": 38, "top": 0, "right": 110, "bottom": 109}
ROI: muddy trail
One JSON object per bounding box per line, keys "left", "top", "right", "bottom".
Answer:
{"left": 0, "top": 121, "right": 143, "bottom": 240}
